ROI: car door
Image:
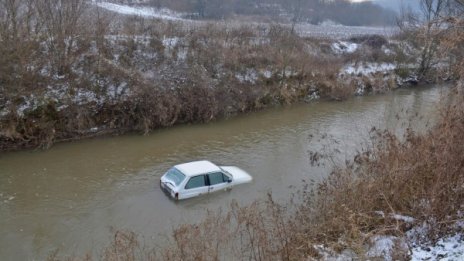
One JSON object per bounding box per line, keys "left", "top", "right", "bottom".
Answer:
{"left": 183, "top": 175, "right": 209, "bottom": 199}
{"left": 207, "top": 172, "right": 231, "bottom": 194}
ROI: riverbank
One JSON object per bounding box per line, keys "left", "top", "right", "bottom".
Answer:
{"left": 3, "top": 1, "right": 446, "bottom": 152}
{"left": 0, "top": 19, "right": 441, "bottom": 152}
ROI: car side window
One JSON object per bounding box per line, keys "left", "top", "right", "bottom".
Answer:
{"left": 185, "top": 175, "right": 206, "bottom": 189}
{"left": 208, "top": 172, "right": 228, "bottom": 185}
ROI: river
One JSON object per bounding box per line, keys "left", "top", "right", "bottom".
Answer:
{"left": 0, "top": 85, "right": 447, "bottom": 260}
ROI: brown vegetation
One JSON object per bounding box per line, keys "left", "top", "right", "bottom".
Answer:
{"left": 0, "top": 1, "right": 458, "bottom": 153}
{"left": 398, "top": 0, "right": 464, "bottom": 80}
{"left": 2, "top": 0, "right": 404, "bottom": 151}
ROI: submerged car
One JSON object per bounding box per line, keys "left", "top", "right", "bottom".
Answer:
{"left": 160, "top": 160, "right": 252, "bottom": 200}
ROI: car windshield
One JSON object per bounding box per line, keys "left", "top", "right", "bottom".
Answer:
{"left": 165, "top": 168, "right": 186, "bottom": 186}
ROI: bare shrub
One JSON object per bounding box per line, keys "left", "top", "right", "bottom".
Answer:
{"left": 398, "top": 0, "right": 464, "bottom": 80}
{"left": 159, "top": 195, "right": 300, "bottom": 261}
{"left": 364, "top": 74, "right": 397, "bottom": 93}
{"left": 316, "top": 79, "right": 355, "bottom": 101}
{"left": 349, "top": 35, "right": 388, "bottom": 49}
{"left": 297, "top": 85, "right": 464, "bottom": 249}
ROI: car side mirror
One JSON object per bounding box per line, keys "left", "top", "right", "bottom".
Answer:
{"left": 227, "top": 179, "right": 232, "bottom": 183}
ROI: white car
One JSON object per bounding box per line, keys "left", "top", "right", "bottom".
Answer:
{"left": 160, "top": 160, "right": 252, "bottom": 200}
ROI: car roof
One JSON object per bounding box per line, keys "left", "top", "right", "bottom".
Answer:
{"left": 174, "top": 160, "right": 221, "bottom": 177}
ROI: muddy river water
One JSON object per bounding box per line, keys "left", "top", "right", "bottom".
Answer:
{"left": 0, "top": 86, "right": 447, "bottom": 259}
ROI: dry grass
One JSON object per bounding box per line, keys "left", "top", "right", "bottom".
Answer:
{"left": 0, "top": 1, "right": 425, "bottom": 151}
{"left": 297, "top": 84, "right": 464, "bottom": 252}
{"left": 0, "top": 16, "right": 354, "bottom": 151}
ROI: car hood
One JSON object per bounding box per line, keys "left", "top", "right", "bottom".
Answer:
{"left": 221, "top": 166, "right": 253, "bottom": 185}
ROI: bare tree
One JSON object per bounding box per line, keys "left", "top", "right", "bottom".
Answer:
{"left": 440, "top": 0, "right": 464, "bottom": 78}
{"left": 418, "top": 0, "right": 446, "bottom": 77}
{"left": 290, "top": 0, "right": 305, "bottom": 33}
{"left": 0, "top": 0, "right": 41, "bottom": 98}
{"left": 35, "top": 0, "right": 89, "bottom": 75}
{"left": 398, "top": 0, "right": 460, "bottom": 79}
{"left": 195, "top": 0, "right": 206, "bottom": 18}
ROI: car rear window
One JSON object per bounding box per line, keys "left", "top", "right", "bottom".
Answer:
{"left": 165, "top": 168, "right": 186, "bottom": 186}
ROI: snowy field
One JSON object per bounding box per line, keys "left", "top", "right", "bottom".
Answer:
{"left": 92, "top": 1, "right": 398, "bottom": 39}
{"left": 92, "top": 0, "right": 184, "bottom": 21}
{"left": 296, "top": 23, "right": 398, "bottom": 39}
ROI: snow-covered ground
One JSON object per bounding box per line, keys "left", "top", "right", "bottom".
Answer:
{"left": 342, "top": 62, "right": 397, "bottom": 76}
{"left": 331, "top": 41, "right": 359, "bottom": 54}
{"left": 296, "top": 23, "right": 397, "bottom": 39}
{"left": 92, "top": 1, "right": 184, "bottom": 20}
{"left": 411, "top": 234, "right": 464, "bottom": 261}
{"left": 366, "top": 233, "right": 464, "bottom": 261}
{"left": 235, "top": 69, "right": 259, "bottom": 84}
{"left": 314, "top": 213, "right": 464, "bottom": 261}
{"left": 92, "top": 1, "right": 396, "bottom": 40}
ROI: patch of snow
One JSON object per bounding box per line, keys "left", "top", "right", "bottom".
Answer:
{"left": 319, "top": 20, "right": 342, "bottom": 27}
{"left": 45, "top": 85, "right": 69, "bottom": 102}
{"left": 375, "top": 210, "right": 386, "bottom": 218}
{"left": 236, "top": 69, "right": 258, "bottom": 84}
{"left": 343, "top": 62, "right": 396, "bottom": 76}
{"left": 296, "top": 23, "right": 397, "bottom": 40}
{"left": 249, "top": 37, "right": 270, "bottom": 46}
{"left": 54, "top": 74, "right": 66, "bottom": 80}
{"left": 16, "top": 95, "right": 39, "bottom": 117}
{"left": 382, "top": 46, "right": 395, "bottom": 55}
{"left": 93, "top": 1, "right": 184, "bottom": 21}
{"left": 262, "top": 70, "right": 273, "bottom": 79}
{"left": 0, "top": 108, "right": 9, "bottom": 118}
{"left": 374, "top": 211, "right": 415, "bottom": 223}
{"left": 72, "top": 89, "right": 99, "bottom": 105}
{"left": 397, "top": 41, "right": 419, "bottom": 57}
{"left": 177, "top": 48, "right": 188, "bottom": 61}
{"left": 331, "top": 41, "right": 358, "bottom": 54}
{"left": 367, "top": 235, "right": 398, "bottom": 261}
{"left": 107, "top": 82, "right": 130, "bottom": 100}
{"left": 277, "top": 68, "right": 298, "bottom": 78}
{"left": 355, "top": 86, "right": 365, "bottom": 96}
{"left": 391, "top": 214, "right": 415, "bottom": 223}
{"left": 403, "top": 75, "right": 419, "bottom": 84}
{"left": 307, "top": 92, "right": 320, "bottom": 101}
{"left": 163, "top": 37, "right": 180, "bottom": 48}
{"left": 313, "top": 244, "right": 357, "bottom": 261}
{"left": 407, "top": 221, "right": 433, "bottom": 246}
{"left": 411, "top": 234, "right": 464, "bottom": 261}
{"left": 57, "top": 104, "right": 69, "bottom": 111}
